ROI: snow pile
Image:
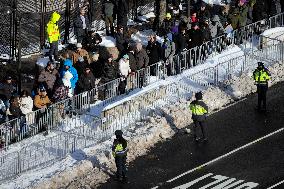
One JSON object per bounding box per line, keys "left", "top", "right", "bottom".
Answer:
{"left": 269, "top": 62, "right": 284, "bottom": 84}
{"left": 220, "top": 73, "right": 256, "bottom": 99}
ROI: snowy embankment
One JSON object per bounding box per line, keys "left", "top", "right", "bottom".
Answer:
{"left": 6, "top": 59, "right": 279, "bottom": 189}
{"left": 25, "top": 60, "right": 284, "bottom": 189}
{"left": 2, "top": 33, "right": 284, "bottom": 188}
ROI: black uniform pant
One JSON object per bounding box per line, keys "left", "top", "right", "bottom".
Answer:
{"left": 193, "top": 120, "right": 206, "bottom": 139}
{"left": 115, "top": 156, "right": 127, "bottom": 178}
{"left": 257, "top": 84, "right": 268, "bottom": 110}
{"left": 49, "top": 41, "right": 59, "bottom": 62}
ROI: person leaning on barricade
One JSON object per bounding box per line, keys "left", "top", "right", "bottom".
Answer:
{"left": 134, "top": 42, "right": 149, "bottom": 88}
{"left": 162, "top": 33, "right": 176, "bottom": 76}
{"left": 34, "top": 86, "right": 52, "bottom": 134}
{"left": 52, "top": 79, "right": 69, "bottom": 120}
{"left": 118, "top": 54, "right": 131, "bottom": 95}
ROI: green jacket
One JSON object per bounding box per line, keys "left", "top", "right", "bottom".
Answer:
{"left": 229, "top": 5, "right": 248, "bottom": 29}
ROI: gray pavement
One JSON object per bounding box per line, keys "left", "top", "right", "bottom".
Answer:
{"left": 98, "top": 82, "right": 284, "bottom": 189}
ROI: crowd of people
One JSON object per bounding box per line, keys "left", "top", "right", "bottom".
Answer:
{"left": 0, "top": 0, "right": 283, "bottom": 147}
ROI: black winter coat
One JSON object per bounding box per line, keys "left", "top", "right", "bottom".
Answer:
{"left": 114, "top": 32, "right": 128, "bottom": 54}
{"left": 135, "top": 49, "right": 149, "bottom": 70}
{"left": 146, "top": 41, "right": 163, "bottom": 65}
{"left": 78, "top": 72, "right": 96, "bottom": 92}
{"left": 188, "top": 28, "right": 204, "bottom": 49}
{"left": 0, "top": 83, "right": 15, "bottom": 101}
{"left": 116, "top": 0, "right": 128, "bottom": 27}
{"left": 174, "top": 32, "right": 189, "bottom": 54}
{"left": 101, "top": 61, "right": 119, "bottom": 83}
{"left": 74, "top": 15, "right": 90, "bottom": 37}
{"left": 252, "top": 0, "right": 268, "bottom": 22}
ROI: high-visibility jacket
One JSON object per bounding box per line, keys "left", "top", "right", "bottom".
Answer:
{"left": 112, "top": 138, "right": 128, "bottom": 158}
{"left": 46, "top": 12, "right": 61, "bottom": 43}
{"left": 253, "top": 68, "right": 270, "bottom": 84}
{"left": 190, "top": 100, "right": 208, "bottom": 121}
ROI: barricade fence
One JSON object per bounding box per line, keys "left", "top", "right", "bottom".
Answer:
{"left": 0, "top": 41, "right": 281, "bottom": 182}
{"left": 1, "top": 13, "right": 284, "bottom": 151}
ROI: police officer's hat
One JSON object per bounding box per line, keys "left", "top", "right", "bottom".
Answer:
{"left": 115, "top": 130, "right": 123, "bottom": 136}
{"left": 195, "top": 92, "right": 203, "bottom": 100}
{"left": 258, "top": 62, "right": 264, "bottom": 66}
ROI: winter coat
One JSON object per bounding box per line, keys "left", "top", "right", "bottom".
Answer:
{"left": 60, "top": 59, "right": 78, "bottom": 89}
{"left": 116, "top": 0, "right": 128, "bottom": 27}
{"left": 19, "top": 96, "right": 33, "bottom": 115}
{"left": 74, "top": 15, "right": 90, "bottom": 37}
{"left": 38, "top": 68, "right": 59, "bottom": 91}
{"left": 267, "top": 0, "right": 279, "bottom": 16}
{"left": 135, "top": 49, "right": 149, "bottom": 70}
{"left": 0, "top": 82, "right": 15, "bottom": 101}
{"left": 162, "top": 38, "right": 176, "bottom": 62}
{"left": 72, "top": 49, "right": 91, "bottom": 64}
{"left": 252, "top": 0, "right": 268, "bottom": 22}
{"left": 174, "top": 32, "right": 189, "bottom": 54}
{"left": 127, "top": 51, "right": 137, "bottom": 72}
{"left": 197, "top": 8, "right": 211, "bottom": 23}
{"left": 190, "top": 100, "right": 208, "bottom": 122}
{"left": 200, "top": 24, "right": 212, "bottom": 42}
{"left": 101, "top": 61, "right": 119, "bottom": 83}
{"left": 114, "top": 32, "right": 128, "bottom": 54}
{"left": 52, "top": 84, "right": 69, "bottom": 102}
{"left": 86, "top": 33, "right": 102, "bottom": 52}
{"left": 8, "top": 104, "right": 23, "bottom": 120}
{"left": 209, "top": 15, "right": 225, "bottom": 38}
{"left": 188, "top": 28, "right": 204, "bottom": 49}
{"left": 104, "top": 1, "right": 114, "bottom": 17}
{"left": 229, "top": 4, "right": 248, "bottom": 29}
{"left": 78, "top": 72, "right": 96, "bottom": 92}
{"left": 119, "top": 58, "right": 131, "bottom": 78}
{"left": 146, "top": 41, "right": 163, "bottom": 65}
{"left": 34, "top": 94, "right": 51, "bottom": 110}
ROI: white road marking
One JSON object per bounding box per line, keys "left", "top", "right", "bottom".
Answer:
{"left": 212, "top": 179, "right": 244, "bottom": 189}
{"left": 166, "top": 127, "right": 284, "bottom": 183}
{"left": 171, "top": 173, "right": 213, "bottom": 189}
{"left": 267, "top": 180, "right": 284, "bottom": 189}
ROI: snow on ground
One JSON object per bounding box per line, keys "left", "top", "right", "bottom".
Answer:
{"left": 202, "top": 0, "right": 231, "bottom": 5}
{"left": 2, "top": 28, "right": 284, "bottom": 189}
{"left": 262, "top": 27, "right": 284, "bottom": 40}
{"left": 137, "top": 12, "right": 155, "bottom": 22}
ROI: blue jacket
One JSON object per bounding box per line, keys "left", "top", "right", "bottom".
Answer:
{"left": 60, "top": 59, "right": 78, "bottom": 89}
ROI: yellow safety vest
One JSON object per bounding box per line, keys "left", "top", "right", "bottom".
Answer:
{"left": 190, "top": 104, "right": 207, "bottom": 116}
{"left": 112, "top": 143, "right": 127, "bottom": 158}
{"left": 46, "top": 12, "right": 61, "bottom": 43}
{"left": 253, "top": 69, "right": 270, "bottom": 83}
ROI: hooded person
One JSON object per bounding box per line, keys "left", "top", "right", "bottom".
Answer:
{"left": 46, "top": 12, "right": 61, "bottom": 62}
{"left": 62, "top": 70, "right": 74, "bottom": 97}
{"left": 60, "top": 59, "right": 78, "bottom": 91}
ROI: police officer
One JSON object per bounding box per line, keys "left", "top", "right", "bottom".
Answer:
{"left": 112, "top": 130, "right": 128, "bottom": 182}
{"left": 253, "top": 62, "right": 271, "bottom": 112}
{"left": 46, "top": 12, "right": 61, "bottom": 62}
{"left": 189, "top": 92, "right": 208, "bottom": 142}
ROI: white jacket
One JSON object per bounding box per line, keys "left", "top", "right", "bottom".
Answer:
{"left": 20, "top": 96, "right": 33, "bottom": 115}
{"left": 119, "top": 58, "right": 131, "bottom": 78}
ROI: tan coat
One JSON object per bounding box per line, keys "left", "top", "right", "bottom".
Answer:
{"left": 72, "top": 49, "right": 91, "bottom": 64}
{"left": 34, "top": 94, "right": 51, "bottom": 109}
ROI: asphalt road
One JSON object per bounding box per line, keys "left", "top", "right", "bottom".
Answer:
{"left": 98, "top": 82, "right": 284, "bottom": 189}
